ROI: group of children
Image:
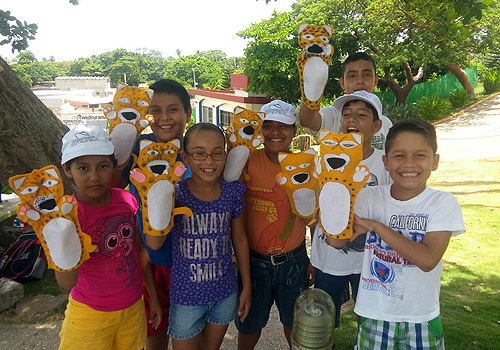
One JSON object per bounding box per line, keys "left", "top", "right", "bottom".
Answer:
{"left": 54, "top": 51, "right": 464, "bottom": 350}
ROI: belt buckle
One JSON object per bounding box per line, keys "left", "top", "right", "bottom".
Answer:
{"left": 270, "top": 253, "right": 286, "bottom": 266}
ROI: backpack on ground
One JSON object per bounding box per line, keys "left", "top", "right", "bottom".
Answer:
{"left": 0, "top": 232, "right": 47, "bottom": 282}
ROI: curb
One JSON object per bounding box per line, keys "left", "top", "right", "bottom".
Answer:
{"left": 433, "top": 91, "right": 500, "bottom": 126}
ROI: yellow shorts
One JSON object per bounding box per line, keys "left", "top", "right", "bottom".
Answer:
{"left": 59, "top": 295, "right": 146, "bottom": 350}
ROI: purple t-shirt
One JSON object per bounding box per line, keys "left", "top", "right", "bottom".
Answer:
{"left": 170, "top": 180, "right": 245, "bottom": 305}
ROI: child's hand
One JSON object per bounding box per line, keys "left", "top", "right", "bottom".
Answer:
{"left": 238, "top": 288, "right": 252, "bottom": 323}
{"left": 352, "top": 214, "right": 377, "bottom": 239}
{"left": 148, "top": 297, "right": 163, "bottom": 330}
{"left": 307, "top": 263, "right": 315, "bottom": 286}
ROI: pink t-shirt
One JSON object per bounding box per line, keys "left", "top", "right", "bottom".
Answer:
{"left": 71, "top": 188, "right": 144, "bottom": 311}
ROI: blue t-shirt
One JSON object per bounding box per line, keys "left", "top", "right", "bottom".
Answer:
{"left": 126, "top": 133, "right": 191, "bottom": 266}
{"left": 170, "top": 180, "right": 245, "bottom": 305}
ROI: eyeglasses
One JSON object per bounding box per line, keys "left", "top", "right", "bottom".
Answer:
{"left": 187, "top": 152, "right": 227, "bottom": 161}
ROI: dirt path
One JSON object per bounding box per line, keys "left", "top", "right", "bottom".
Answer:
{"left": 1, "top": 93, "right": 499, "bottom": 350}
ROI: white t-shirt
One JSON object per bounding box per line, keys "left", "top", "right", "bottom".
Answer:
{"left": 354, "top": 185, "right": 465, "bottom": 323}
{"left": 310, "top": 148, "right": 392, "bottom": 275}
{"left": 317, "top": 106, "right": 393, "bottom": 151}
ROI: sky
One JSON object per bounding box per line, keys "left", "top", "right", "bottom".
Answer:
{"left": 0, "top": 0, "right": 297, "bottom": 62}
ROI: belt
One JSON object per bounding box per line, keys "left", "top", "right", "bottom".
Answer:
{"left": 250, "top": 241, "right": 306, "bottom": 266}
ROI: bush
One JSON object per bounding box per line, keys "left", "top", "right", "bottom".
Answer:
{"left": 382, "top": 101, "right": 419, "bottom": 122}
{"left": 481, "top": 69, "right": 500, "bottom": 94}
{"left": 416, "top": 94, "right": 451, "bottom": 121}
{"left": 448, "top": 89, "right": 470, "bottom": 108}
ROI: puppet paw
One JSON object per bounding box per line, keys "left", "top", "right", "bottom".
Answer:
{"left": 174, "top": 163, "right": 187, "bottom": 177}
{"left": 103, "top": 105, "right": 116, "bottom": 120}
{"left": 353, "top": 166, "right": 369, "bottom": 182}
{"left": 20, "top": 205, "right": 40, "bottom": 221}
{"left": 61, "top": 196, "right": 77, "bottom": 215}
{"left": 130, "top": 169, "right": 146, "bottom": 183}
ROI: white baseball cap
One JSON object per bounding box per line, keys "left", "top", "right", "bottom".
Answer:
{"left": 260, "top": 100, "right": 297, "bottom": 125}
{"left": 61, "top": 124, "right": 114, "bottom": 164}
{"left": 333, "top": 90, "right": 383, "bottom": 120}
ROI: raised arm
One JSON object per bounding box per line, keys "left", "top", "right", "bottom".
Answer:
{"left": 55, "top": 269, "right": 79, "bottom": 290}
{"left": 299, "top": 102, "right": 322, "bottom": 132}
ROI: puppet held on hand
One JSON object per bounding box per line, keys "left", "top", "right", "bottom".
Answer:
{"left": 223, "top": 106, "right": 265, "bottom": 182}
{"left": 276, "top": 148, "right": 318, "bottom": 219}
{"left": 297, "top": 23, "right": 334, "bottom": 111}
{"left": 315, "top": 131, "right": 369, "bottom": 239}
{"left": 104, "top": 81, "right": 154, "bottom": 168}
{"left": 129, "top": 139, "right": 192, "bottom": 236}
{"left": 8, "top": 165, "right": 95, "bottom": 271}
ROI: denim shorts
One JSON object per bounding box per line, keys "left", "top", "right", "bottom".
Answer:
{"left": 314, "top": 268, "right": 360, "bottom": 328}
{"left": 235, "top": 243, "right": 309, "bottom": 334}
{"left": 168, "top": 291, "right": 238, "bottom": 340}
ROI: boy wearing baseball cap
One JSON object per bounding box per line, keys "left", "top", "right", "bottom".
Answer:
{"left": 310, "top": 91, "right": 392, "bottom": 332}
{"left": 236, "top": 100, "right": 311, "bottom": 349}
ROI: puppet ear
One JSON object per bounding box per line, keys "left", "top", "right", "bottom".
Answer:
{"left": 323, "top": 25, "right": 333, "bottom": 36}
{"left": 117, "top": 80, "right": 127, "bottom": 90}
{"left": 171, "top": 139, "right": 181, "bottom": 149}
{"left": 234, "top": 106, "right": 245, "bottom": 115}
{"left": 278, "top": 153, "right": 288, "bottom": 163}
{"left": 298, "top": 23, "right": 308, "bottom": 34}
{"left": 140, "top": 140, "right": 153, "bottom": 150}
{"left": 352, "top": 133, "right": 362, "bottom": 144}
{"left": 257, "top": 112, "right": 266, "bottom": 120}
{"left": 304, "top": 148, "right": 317, "bottom": 156}
{"left": 10, "top": 175, "right": 26, "bottom": 191}
{"left": 145, "top": 89, "right": 154, "bottom": 100}
{"left": 44, "top": 166, "right": 60, "bottom": 179}
{"left": 319, "top": 130, "right": 330, "bottom": 141}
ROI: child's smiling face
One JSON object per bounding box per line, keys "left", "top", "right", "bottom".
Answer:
{"left": 341, "top": 100, "right": 381, "bottom": 143}
{"left": 148, "top": 93, "right": 191, "bottom": 144}
{"left": 383, "top": 131, "right": 439, "bottom": 200}
{"left": 182, "top": 129, "right": 226, "bottom": 183}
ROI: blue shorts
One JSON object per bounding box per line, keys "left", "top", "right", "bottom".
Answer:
{"left": 168, "top": 291, "right": 238, "bottom": 340}
{"left": 314, "top": 268, "right": 360, "bottom": 328}
{"left": 235, "top": 242, "right": 309, "bottom": 334}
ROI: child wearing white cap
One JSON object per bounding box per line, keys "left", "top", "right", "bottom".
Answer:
{"left": 56, "top": 124, "right": 159, "bottom": 350}
{"left": 236, "top": 100, "right": 312, "bottom": 349}
{"left": 310, "top": 91, "right": 392, "bottom": 333}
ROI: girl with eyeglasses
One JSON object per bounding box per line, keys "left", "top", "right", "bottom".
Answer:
{"left": 165, "top": 122, "right": 251, "bottom": 350}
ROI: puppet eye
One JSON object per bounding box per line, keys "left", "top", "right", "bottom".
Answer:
{"left": 42, "top": 179, "right": 59, "bottom": 188}
{"left": 239, "top": 118, "right": 249, "bottom": 124}
{"left": 302, "top": 34, "right": 314, "bottom": 40}
{"left": 20, "top": 186, "right": 39, "bottom": 195}
{"left": 285, "top": 165, "right": 296, "bottom": 171}
{"left": 322, "top": 139, "right": 338, "bottom": 146}
{"left": 299, "top": 163, "right": 311, "bottom": 168}
{"left": 118, "top": 97, "right": 131, "bottom": 104}
{"left": 148, "top": 150, "right": 159, "bottom": 155}
{"left": 137, "top": 100, "right": 149, "bottom": 107}
{"left": 319, "top": 36, "right": 329, "bottom": 42}
{"left": 250, "top": 120, "right": 259, "bottom": 126}
{"left": 340, "top": 141, "right": 357, "bottom": 149}
{"left": 164, "top": 150, "right": 174, "bottom": 155}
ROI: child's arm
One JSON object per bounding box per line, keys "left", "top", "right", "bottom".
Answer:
{"left": 299, "top": 102, "right": 322, "bottom": 131}
{"left": 231, "top": 214, "right": 251, "bottom": 323}
{"left": 145, "top": 234, "right": 168, "bottom": 251}
{"left": 136, "top": 235, "right": 162, "bottom": 330}
{"left": 354, "top": 215, "right": 452, "bottom": 272}
{"left": 55, "top": 269, "right": 79, "bottom": 290}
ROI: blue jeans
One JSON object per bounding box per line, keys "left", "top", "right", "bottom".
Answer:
{"left": 235, "top": 243, "right": 309, "bottom": 333}
{"left": 314, "top": 268, "right": 360, "bottom": 328}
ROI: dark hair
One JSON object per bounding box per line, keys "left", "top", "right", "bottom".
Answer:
{"left": 385, "top": 119, "right": 437, "bottom": 154}
{"left": 183, "top": 123, "right": 226, "bottom": 150}
{"left": 343, "top": 99, "right": 379, "bottom": 120}
{"left": 149, "top": 79, "right": 191, "bottom": 114}
{"left": 64, "top": 153, "right": 118, "bottom": 169}
{"left": 340, "top": 52, "right": 377, "bottom": 77}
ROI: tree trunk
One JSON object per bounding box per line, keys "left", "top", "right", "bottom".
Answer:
{"left": 384, "top": 62, "right": 424, "bottom": 105}
{"left": 0, "top": 57, "right": 74, "bottom": 192}
{"left": 447, "top": 62, "right": 476, "bottom": 99}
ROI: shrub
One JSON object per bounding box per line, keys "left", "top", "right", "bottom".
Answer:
{"left": 416, "top": 94, "right": 451, "bottom": 121}
{"left": 481, "top": 69, "right": 500, "bottom": 94}
{"left": 448, "top": 89, "right": 470, "bottom": 108}
{"left": 382, "top": 101, "right": 419, "bottom": 122}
